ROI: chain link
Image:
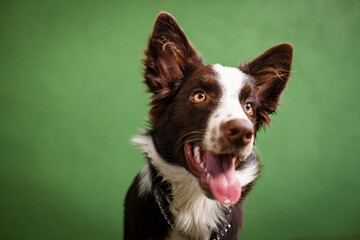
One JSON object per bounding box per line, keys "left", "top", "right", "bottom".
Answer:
{"left": 155, "top": 193, "right": 231, "bottom": 240}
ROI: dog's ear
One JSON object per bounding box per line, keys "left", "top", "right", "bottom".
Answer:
{"left": 239, "top": 43, "right": 293, "bottom": 128}
{"left": 143, "top": 12, "right": 203, "bottom": 101}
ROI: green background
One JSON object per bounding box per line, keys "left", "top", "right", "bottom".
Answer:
{"left": 1, "top": 0, "right": 359, "bottom": 239}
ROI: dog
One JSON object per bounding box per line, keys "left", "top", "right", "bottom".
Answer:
{"left": 124, "top": 12, "right": 293, "bottom": 240}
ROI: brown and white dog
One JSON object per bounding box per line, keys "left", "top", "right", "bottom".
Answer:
{"left": 124, "top": 12, "right": 293, "bottom": 240}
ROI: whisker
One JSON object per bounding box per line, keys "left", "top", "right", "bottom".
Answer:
{"left": 175, "top": 137, "right": 204, "bottom": 152}
{"left": 176, "top": 130, "right": 206, "bottom": 146}
{"left": 174, "top": 130, "right": 206, "bottom": 153}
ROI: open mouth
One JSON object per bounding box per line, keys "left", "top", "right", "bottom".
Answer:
{"left": 184, "top": 142, "right": 242, "bottom": 206}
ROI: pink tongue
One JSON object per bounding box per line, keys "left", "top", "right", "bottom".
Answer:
{"left": 206, "top": 152, "right": 241, "bottom": 205}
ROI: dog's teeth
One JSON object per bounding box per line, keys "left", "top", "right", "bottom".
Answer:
{"left": 204, "top": 167, "right": 207, "bottom": 172}
{"left": 194, "top": 146, "right": 201, "bottom": 163}
{"left": 199, "top": 162, "right": 204, "bottom": 169}
{"left": 195, "top": 154, "right": 200, "bottom": 163}
{"left": 194, "top": 146, "right": 199, "bottom": 153}
{"left": 207, "top": 173, "right": 210, "bottom": 183}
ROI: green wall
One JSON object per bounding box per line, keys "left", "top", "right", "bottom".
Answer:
{"left": 1, "top": 0, "right": 359, "bottom": 239}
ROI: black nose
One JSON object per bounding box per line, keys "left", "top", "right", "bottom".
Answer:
{"left": 222, "top": 119, "right": 254, "bottom": 145}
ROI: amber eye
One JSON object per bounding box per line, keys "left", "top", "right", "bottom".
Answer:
{"left": 191, "top": 91, "right": 206, "bottom": 102}
{"left": 244, "top": 102, "right": 253, "bottom": 115}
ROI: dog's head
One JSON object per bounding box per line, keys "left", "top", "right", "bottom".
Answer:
{"left": 143, "top": 12, "right": 292, "bottom": 205}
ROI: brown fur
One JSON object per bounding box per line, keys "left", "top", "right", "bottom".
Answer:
{"left": 239, "top": 43, "right": 293, "bottom": 129}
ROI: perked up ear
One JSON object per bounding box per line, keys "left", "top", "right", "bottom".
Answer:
{"left": 143, "top": 12, "right": 203, "bottom": 102}
{"left": 239, "top": 43, "right": 293, "bottom": 129}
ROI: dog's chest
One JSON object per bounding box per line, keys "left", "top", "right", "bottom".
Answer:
{"left": 168, "top": 191, "right": 226, "bottom": 240}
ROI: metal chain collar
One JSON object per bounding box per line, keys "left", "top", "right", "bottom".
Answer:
{"left": 155, "top": 193, "right": 232, "bottom": 240}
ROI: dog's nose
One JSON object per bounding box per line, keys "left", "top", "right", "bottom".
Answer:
{"left": 222, "top": 119, "right": 254, "bottom": 145}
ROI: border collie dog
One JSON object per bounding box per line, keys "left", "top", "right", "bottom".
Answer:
{"left": 125, "top": 12, "right": 293, "bottom": 240}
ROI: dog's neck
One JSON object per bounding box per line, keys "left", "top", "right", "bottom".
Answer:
{"left": 133, "top": 135, "right": 227, "bottom": 240}
{"left": 155, "top": 190, "right": 233, "bottom": 240}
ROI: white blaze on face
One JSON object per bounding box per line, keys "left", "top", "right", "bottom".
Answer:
{"left": 203, "top": 64, "right": 254, "bottom": 157}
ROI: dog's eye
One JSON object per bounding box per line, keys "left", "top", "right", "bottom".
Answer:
{"left": 244, "top": 102, "right": 253, "bottom": 115}
{"left": 191, "top": 91, "right": 206, "bottom": 102}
